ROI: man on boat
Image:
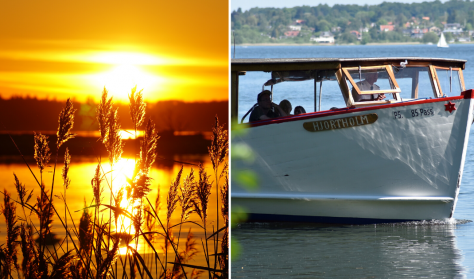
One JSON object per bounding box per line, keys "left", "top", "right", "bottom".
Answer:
{"left": 352, "top": 71, "right": 386, "bottom": 102}
{"left": 249, "top": 90, "right": 287, "bottom": 121}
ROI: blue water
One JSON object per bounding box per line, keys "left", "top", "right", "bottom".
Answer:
{"left": 232, "top": 44, "right": 474, "bottom": 278}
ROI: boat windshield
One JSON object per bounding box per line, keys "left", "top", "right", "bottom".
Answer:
{"left": 345, "top": 67, "right": 397, "bottom": 92}
{"left": 343, "top": 66, "right": 401, "bottom": 103}
{"left": 392, "top": 66, "right": 437, "bottom": 100}
{"left": 435, "top": 67, "right": 464, "bottom": 96}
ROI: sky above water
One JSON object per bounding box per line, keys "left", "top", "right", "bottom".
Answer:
{"left": 231, "top": 0, "right": 447, "bottom": 12}
{"left": 0, "top": 0, "right": 228, "bottom": 103}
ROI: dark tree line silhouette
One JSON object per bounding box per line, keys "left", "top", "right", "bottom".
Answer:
{"left": 0, "top": 96, "right": 227, "bottom": 133}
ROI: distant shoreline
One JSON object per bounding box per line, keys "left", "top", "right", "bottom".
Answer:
{"left": 235, "top": 42, "right": 474, "bottom": 46}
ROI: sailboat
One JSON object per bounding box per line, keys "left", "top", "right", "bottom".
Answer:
{"left": 438, "top": 33, "right": 449, "bottom": 48}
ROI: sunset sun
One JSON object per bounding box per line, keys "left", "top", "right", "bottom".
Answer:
{"left": 93, "top": 62, "right": 159, "bottom": 102}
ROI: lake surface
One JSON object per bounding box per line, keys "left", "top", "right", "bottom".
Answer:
{"left": 231, "top": 44, "right": 474, "bottom": 278}
{"left": 0, "top": 152, "right": 223, "bottom": 273}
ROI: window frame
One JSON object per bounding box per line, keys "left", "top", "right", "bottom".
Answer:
{"left": 343, "top": 65, "right": 401, "bottom": 97}
{"left": 430, "top": 66, "right": 465, "bottom": 97}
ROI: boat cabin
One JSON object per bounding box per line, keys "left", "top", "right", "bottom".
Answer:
{"left": 231, "top": 58, "right": 466, "bottom": 123}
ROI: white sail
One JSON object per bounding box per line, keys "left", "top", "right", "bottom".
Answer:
{"left": 438, "top": 33, "right": 449, "bottom": 48}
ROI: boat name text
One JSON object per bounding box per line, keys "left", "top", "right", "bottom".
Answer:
{"left": 303, "top": 113, "right": 378, "bottom": 132}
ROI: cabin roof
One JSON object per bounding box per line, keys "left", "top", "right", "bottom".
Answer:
{"left": 231, "top": 57, "right": 466, "bottom": 71}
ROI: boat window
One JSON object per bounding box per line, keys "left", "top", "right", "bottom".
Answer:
{"left": 343, "top": 66, "right": 401, "bottom": 103}
{"left": 237, "top": 71, "right": 269, "bottom": 121}
{"left": 435, "top": 67, "right": 463, "bottom": 96}
{"left": 392, "top": 67, "right": 436, "bottom": 100}
{"left": 237, "top": 70, "right": 347, "bottom": 123}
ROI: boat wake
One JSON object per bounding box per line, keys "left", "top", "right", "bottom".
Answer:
{"left": 235, "top": 218, "right": 472, "bottom": 229}
{"left": 379, "top": 218, "right": 472, "bottom": 226}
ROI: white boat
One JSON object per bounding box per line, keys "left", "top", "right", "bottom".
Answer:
{"left": 438, "top": 33, "right": 449, "bottom": 48}
{"left": 232, "top": 57, "right": 472, "bottom": 224}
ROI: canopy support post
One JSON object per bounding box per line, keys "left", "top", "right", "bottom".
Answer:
{"left": 319, "top": 81, "right": 323, "bottom": 112}
{"left": 314, "top": 79, "right": 318, "bottom": 112}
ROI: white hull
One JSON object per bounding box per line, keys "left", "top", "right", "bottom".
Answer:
{"left": 232, "top": 95, "right": 474, "bottom": 223}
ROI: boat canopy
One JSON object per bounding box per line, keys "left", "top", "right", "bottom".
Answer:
{"left": 231, "top": 57, "right": 465, "bottom": 71}
{"left": 231, "top": 57, "right": 466, "bottom": 121}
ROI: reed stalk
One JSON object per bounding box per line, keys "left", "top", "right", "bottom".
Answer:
{"left": 208, "top": 116, "right": 228, "bottom": 276}
{"left": 62, "top": 148, "right": 71, "bottom": 251}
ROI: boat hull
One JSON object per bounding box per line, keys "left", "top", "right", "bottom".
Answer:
{"left": 232, "top": 93, "right": 474, "bottom": 223}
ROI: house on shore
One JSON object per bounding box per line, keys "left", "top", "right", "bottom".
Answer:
{"left": 444, "top": 23, "right": 463, "bottom": 35}
{"left": 288, "top": 25, "right": 302, "bottom": 31}
{"left": 411, "top": 27, "right": 429, "bottom": 39}
{"left": 310, "top": 31, "right": 335, "bottom": 44}
{"left": 380, "top": 24, "right": 395, "bottom": 32}
{"left": 429, "top": 26, "right": 441, "bottom": 35}
{"left": 284, "top": 30, "right": 300, "bottom": 38}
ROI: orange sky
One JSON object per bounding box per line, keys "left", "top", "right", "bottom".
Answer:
{"left": 0, "top": 0, "right": 228, "bottom": 103}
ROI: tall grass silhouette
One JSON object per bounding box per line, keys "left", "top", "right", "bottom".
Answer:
{"left": 0, "top": 88, "right": 229, "bottom": 279}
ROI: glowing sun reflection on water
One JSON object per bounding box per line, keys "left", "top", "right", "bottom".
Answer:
{"left": 0, "top": 154, "right": 220, "bottom": 261}
{"left": 105, "top": 158, "right": 140, "bottom": 253}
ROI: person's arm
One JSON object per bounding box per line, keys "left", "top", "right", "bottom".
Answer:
{"left": 272, "top": 103, "right": 287, "bottom": 116}
{"left": 373, "top": 84, "right": 385, "bottom": 101}
{"left": 249, "top": 106, "right": 261, "bottom": 122}
{"left": 375, "top": 94, "right": 386, "bottom": 100}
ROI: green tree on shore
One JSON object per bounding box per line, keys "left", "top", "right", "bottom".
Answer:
{"left": 232, "top": 0, "right": 474, "bottom": 44}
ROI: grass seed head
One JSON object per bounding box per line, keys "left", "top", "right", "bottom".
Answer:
{"left": 33, "top": 132, "right": 51, "bottom": 173}
{"left": 130, "top": 173, "right": 152, "bottom": 201}
{"left": 13, "top": 173, "right": 32, "bottom": 206}
{"left": 194, "top": 163, "right": 212, "bottom": 224}
{"left": 129, "top": 86, "right": 146, "bottom": 129}
{"left": 167, "top": 166, "right": 183, "bottom": 225}
{"left": 106, "top": 108, "right": 124, "bottom": 166}
{"left": 56, "top": 98, "right": 76, "bottom": 149}
{"left": 208, "top": 116, "right": 228, "bottom": 172}
{"left": 180, "top": 168, "right": 196, "bottom": 222}
{"left": 97, "top": 88, "right": 113, "bottom": 143}
{"left": 139, "top": 119, "right": 160, "bottom": 175}
{"left": 91, "top": 163, "right": 104, "bottom": 205}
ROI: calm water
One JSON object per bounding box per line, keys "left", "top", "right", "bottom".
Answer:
{"left": 0, "top": 153, "right": 222, "bottom": 270}
{"left": 232, "top": 44, "right": 474, "bottom": 278}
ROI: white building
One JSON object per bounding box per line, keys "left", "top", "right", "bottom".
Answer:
{"left": 444, "top": 23, "right": 463, "bottom": 35}
{"left": 289, "top": 25, "right": 302, "bottom": 31}
{"left": 311, "top": 31, "right": 335, "bottom": 44}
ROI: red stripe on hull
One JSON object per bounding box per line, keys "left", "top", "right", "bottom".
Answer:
{"left": 248, "top": 92, "right": 472, "bottom": 128}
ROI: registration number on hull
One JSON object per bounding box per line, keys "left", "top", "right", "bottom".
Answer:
{"left": 393, "top": 108, "right": 434, "bottom": 120}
